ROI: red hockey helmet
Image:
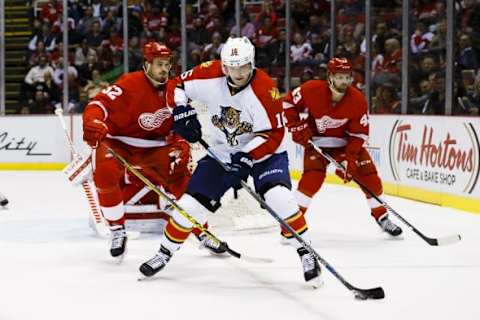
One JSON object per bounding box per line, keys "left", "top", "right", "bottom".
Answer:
{"left": 327, "top": 57, "right": 353, "bottom": 74}
{"left": 143, "top": 41, "right": 172, "bottom": 63}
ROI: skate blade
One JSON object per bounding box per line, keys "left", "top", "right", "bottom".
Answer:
{"left": 113, "top": 248, "right": 128, "bottom": 265}
{"left": 307, "top": 271, "right": 324, "bottom": 289}
{"left": 137, "top": 274, "right": 158, "bottom": 282}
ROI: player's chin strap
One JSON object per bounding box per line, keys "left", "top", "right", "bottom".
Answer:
{"left": 143, "top": 63, "right": 167, "bottom": 87}
{"left": 307, "top": 140, "right": 461, "bottom": 247}
{"left": 199, "top": 138, "right": 385, "bottom": 300}
{"left": 105, "top": 143, "right": 272, "bottom": 264}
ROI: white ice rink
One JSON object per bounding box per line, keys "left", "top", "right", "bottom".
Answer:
{"left": 0, "top": 171, "right": 479, "bottom": 320}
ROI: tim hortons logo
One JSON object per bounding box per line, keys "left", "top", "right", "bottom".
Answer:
{"left": 138, "top": 108, "right": 171, "bottom": 131}
{"left": 315, "top": 116, "right": 348, "bottom": 133}
{"left": 388, "top": 120, "right": 480, "bottom": 193}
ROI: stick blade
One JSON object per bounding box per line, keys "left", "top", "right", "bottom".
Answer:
{"left": 353, "top": 287, "right": 385, "bottom": 300}
{"left": 429, "top": 234, "right": 462, "bottom": 246}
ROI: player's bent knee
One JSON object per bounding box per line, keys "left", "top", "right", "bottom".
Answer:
{"left": 264, "top": 185, "right": 299, "bottom": 219}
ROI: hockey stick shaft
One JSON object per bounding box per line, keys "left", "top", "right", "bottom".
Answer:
{"left": 54, "top": 108, "right": 111, "bottom": 238}
{"left": 199, "top": 139, "right": 384, "bottom": 299}
{"left": 308, "top": 142, "right": 461, "bottom": 246}
{"left": 54, "top": 108, "right": 77, "bottom": 155}
{"left": 106, "top": 146, "right": 270, "bottom": 263}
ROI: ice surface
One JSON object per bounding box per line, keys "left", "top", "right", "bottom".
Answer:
{"left": 0, "top": 171, "right": 479, "bottom": 320}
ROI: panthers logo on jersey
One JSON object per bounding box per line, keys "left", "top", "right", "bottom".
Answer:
{"left": 211, "top": 106, "right": 253, "bottom": 146}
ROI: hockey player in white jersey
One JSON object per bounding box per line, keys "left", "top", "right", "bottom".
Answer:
{"left": 139, "top": 37, "right": 321, "bottom": 287}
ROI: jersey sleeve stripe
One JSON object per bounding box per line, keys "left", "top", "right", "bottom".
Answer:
{"left": 87, "top": 101, "right": 108, "bottom": 121}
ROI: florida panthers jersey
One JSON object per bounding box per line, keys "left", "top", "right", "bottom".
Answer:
{"left": 166, "top": 60, "right": 285, "bottom": 162}
{"left": 283, "top": 80, "right": 369, "bottom": 155}
{"left": 84, "top": 71, "right": 173, "bottom": 148}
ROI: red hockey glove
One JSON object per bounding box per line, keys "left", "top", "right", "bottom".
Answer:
{"left": 83, "top": 119, "right": 108, "bottom": 148}
{"left": 288, "top": 120, "right": 313, "bottom": 146}
{"left": 336, "top": 154, "right": 357, "bottom": 183}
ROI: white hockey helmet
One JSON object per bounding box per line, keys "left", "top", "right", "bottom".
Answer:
{"left": 221, "top": 37, "right": 255, "bottom": 68}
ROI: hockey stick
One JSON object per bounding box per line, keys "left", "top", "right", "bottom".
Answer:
{"left": 106, "top": 146, "right": 272, "bottom": 264}
{"left": 199, "top": 139, "right": 384, "bottom": 300}
{"left": 308, "top": 141, "right": 461, "bottom": 246}
{"left": 54, "top": 108, "right": 111, "bottom": 238}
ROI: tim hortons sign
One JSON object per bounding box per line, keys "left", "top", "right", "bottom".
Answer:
{"left": 388, "top": 120, "right": 480, "bottom": 194}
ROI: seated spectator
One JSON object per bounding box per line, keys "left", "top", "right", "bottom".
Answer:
{"left": 24, "top": 55, "right": 55, "bottom": 87}
{"left": 310, "top": 32, "right": 329, "bottom": 64}
{"left": 457, "top": 34, "right": 478, "bottom": 71}
{"left": 41, "top": 0, "right": 62, "bottom": 26}
{"left": 254, "top": 16, "right": 279, "bottom": 67}
{"left": 290, "top": 32, "right": 314, "bottom": 65}
{"left": 429, "top": 19, "right": 446, "bottom": 53}
{"left": 188, "top": 16, "right": 211, "bottom": 52}
{"left": 85, "top": 20, "right": 105, "bottom": 48}
{"left": 82, "top": 69, "right": 109, "bottom": 101}
{"left": 28, "top": 41, "right": 48, "bottom": 67}
{"left": 77, "top": 6, "right": 98, "bottom": 37}
{"left": 78, "top": 53, "right": 100, "bottom": 85}
{"left": 255, "top": 0, "right": 278, "bottom": 28}
{"left": 230, "top": 13, "right": 256, "bottom": 40}
{"left": 106, "top": 30, "right": 124, "bottom": 53}
{"left": 409, "top": 79, "right": 432, "bottom": 113}
{"left": 128, "top": 6, "right": 144, "bottom": 38}
{"left": 75, "top": 39, "right": 98, "bottom": 67}
{"left": 143, "top": 5, "right": 168, "bottom": 32}
{"left": 28, "top": 23, "right": 57, "bottom": 52}
{"left": 410, "top": 22, "right": 434, "bottom": 54}
{"left": 373, "top": 82, "right": 401, "bottom": 114}
{"left": 22, "top": 82, "right": 55, "bottom": 114}
{"left": 53, "top": 57, "right": 78, "bottom": 87}
{"left": 412, "top": 54, "right": 439, "bottom": 83}
{"left": 101, "top": 8, "right": 121, "bottom": 34}
{"left": 203, "top": 32, "right": 224, "bottom": 61}
{"left": 91, "top": 0, "right": 107, "bottom": 19}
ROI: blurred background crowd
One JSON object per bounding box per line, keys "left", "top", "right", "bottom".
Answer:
{"left": 2, "top": 0, "right": 480, "bottom": 116}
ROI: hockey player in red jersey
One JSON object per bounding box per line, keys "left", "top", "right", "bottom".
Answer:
{"left": 82, "top": 42, "right": 192, "bottom": 259}
{"left": 283, "top": 57, "right": 402, "bottom": 237}
{"left": 138, "top": 37, "right": 322, "bottom": 287}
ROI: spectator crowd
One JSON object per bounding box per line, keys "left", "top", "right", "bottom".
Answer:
{"left": 17, "top": 0, "right": 480, "bottom": 116}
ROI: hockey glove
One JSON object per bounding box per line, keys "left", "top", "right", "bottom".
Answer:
{"left": 229, "top": 152, "right": 253, "bottom": 189}
{"left": 336, "top": 154, "right": 357, "bottom": 183}
{"left": 172, "top": 105, "right": 202, "bottom": 143}
{"left": 83, "top": 119, "right": 108, "bottom": 148}
{"left": 288, "top": 120, "right": 313, "bottom": 146}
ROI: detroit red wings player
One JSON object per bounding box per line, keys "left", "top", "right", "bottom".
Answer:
{"left": 82, "top": 42, "right": 192, "bottom": 260}
{"left": 283, "top": 57, "right": 403, "bottom": 237}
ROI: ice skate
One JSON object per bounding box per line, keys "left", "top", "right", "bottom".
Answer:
{"left": 110, "top": 225, "right": 128, "bottom": 261}
{"left": 196, "top": 233, "right": 227, "bottom": 255}
{"left": 297, "top": 247, "right": 323, "bottom": 288}
{"left": 139, "top": 245, "right": 173, "bottom": 278}
{"left": 377, "top": 216, "right": 403, "bottom": 237}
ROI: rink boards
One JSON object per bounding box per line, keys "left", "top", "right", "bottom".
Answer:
{"left": 0, "top": 114, "right": 478, "bottom": 213}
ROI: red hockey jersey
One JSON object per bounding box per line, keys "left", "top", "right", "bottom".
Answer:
{"left": 283, "top": 80, "right": 369, "bottom": 155}
{"left": 84, "top": 71, "right": 173, "bottom": 148}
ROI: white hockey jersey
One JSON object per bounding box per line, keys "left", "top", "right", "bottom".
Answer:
{"left": 166, "top": 60, "right": 286, "bottom": 163}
